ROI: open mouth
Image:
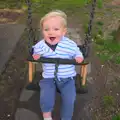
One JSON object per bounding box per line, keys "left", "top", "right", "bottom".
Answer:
{"left": 49, "top": 37, "right": 56, "bottom": 41}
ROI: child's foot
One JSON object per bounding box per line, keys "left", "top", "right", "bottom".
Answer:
{"left": 44, "top": 118, "right": 52, "bottom": 120}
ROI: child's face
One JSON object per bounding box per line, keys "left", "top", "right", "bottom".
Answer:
{"left": 42, "top": 16, "right": 67, "bottom": 45}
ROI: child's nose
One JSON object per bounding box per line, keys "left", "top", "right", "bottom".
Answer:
{"left": 48, "top": 30, "right": 54, "bottom": 35}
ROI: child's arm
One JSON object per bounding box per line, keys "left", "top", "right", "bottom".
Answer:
{"left": 73, "top": 44, "right": 84, "bottom": 63}
{"left": 32, "top": 41, "right": 44, "bottom": 60}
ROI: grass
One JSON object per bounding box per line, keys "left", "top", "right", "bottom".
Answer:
{"left": 0, "top": 0, "right": 94, "bottom": 22}
{"left": 23, "top": 0, "right": 88, "bottom": 12}
{"left": 103, "top": 95, "right": 115, "bottom": 108}
{"left": 93, "top": 19, "right": 120, "bottom": 64}
{"left": 112, "top": 114, "right": 120, "bottom": 120}
{"left": 95, "top": 39, "right": 120, "bottom": 64}
{"left": 28, "top": 0, "right": 91, "bottom": 21}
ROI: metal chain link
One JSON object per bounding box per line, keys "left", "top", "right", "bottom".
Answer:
{"left": 84, "top": 0, "right": 97, "bottom": 45}
{"left": 25, "top": 0, "right": 36, "bottom": 53}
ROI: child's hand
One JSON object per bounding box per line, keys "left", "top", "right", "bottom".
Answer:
{"left": 32, "top": 54, "right": 40, "bottom": 60}
{"left": 75, "top": 57, "right": 83, "bottom": 63}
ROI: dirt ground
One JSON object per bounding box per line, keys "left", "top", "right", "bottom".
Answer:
{"left": 0, "top": 30, "right": 28, "bottom": 120}
{"left": 0, "top": 5, "right": 120, "bottom": 120}
{"left": 0, "top": 9, "right": 24, "bottom": 24}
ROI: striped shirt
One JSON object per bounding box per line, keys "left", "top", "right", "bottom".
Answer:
{"left": 33, "top": 36, "right": 84, "bottom": 78}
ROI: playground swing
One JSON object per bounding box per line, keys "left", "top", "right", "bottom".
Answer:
{"left": 25, "top": 0, "right": 97, "bottom": 94}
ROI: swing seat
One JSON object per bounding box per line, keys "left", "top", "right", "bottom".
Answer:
{"left": 26, "top": 54, "right": 89, "bottom": 94}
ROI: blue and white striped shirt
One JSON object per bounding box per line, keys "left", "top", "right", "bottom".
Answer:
{"left": 33, "top": 36, "right": 84, "bottom": 78}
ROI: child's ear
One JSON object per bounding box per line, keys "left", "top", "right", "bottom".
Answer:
{"left": 63, "top": 28, "right": 67, "bottom": 35}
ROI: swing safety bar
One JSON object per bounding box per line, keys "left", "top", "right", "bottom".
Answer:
{"left": 27, "top": 55, "right": 89, "bottom": 65}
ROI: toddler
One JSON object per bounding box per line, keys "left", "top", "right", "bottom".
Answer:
{"left": 32, "top": 10, "right": 84, "bottom": 120}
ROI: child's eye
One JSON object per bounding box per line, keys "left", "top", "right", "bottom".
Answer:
{"left": 44, "top": 28, "right": 49, "bottom": 31}
{"left": 54, "top": 28, "right": 59, "bottom": 31}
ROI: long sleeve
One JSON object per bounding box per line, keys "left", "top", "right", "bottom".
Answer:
{"left": 32, "top": 40, "right": 45, "bottom": 55}
{"left": 74, "top": 45, "right": 84, "bottom": 58}
{"left": 71, "top": 41, "right": 84, "bottom": 59}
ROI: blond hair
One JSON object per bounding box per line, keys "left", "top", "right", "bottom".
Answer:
{"left": 40, "top": 10, "right": 67, "bottom": 29}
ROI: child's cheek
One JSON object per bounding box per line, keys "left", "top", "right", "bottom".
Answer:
{"left": 55, "top": 38, "right": 61, "bottom": 44}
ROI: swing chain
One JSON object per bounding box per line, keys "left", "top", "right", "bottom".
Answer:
{"left": 25, "top": 0, "right": 36, "bottom": 53}
{"left": 84, "top": 0, "right": 96, "bottom": 45}
{"left": 80, "top": 0, "right": 96, "bottom": 58}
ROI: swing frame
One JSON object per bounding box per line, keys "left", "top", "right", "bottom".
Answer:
{"left": 28, "top": 58, "right": 89, "bottom": 86}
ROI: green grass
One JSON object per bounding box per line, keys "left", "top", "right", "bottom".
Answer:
{"left": 30, "top": 0, "right": 90, "bottom": 15}
{"left": 112, "top": 114, "right": 120, "bottom": 120}
{"left": 95, "top": 40, "right": 120, "bottom": 64}
{"left": 0, "top": 0, "right": 93, "bottom": 15}
{"left": 103, "top": 95, "right": 115, "bottom": 109}
{"left": 94, "top": 24, "right": 120, "bottom": 64}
